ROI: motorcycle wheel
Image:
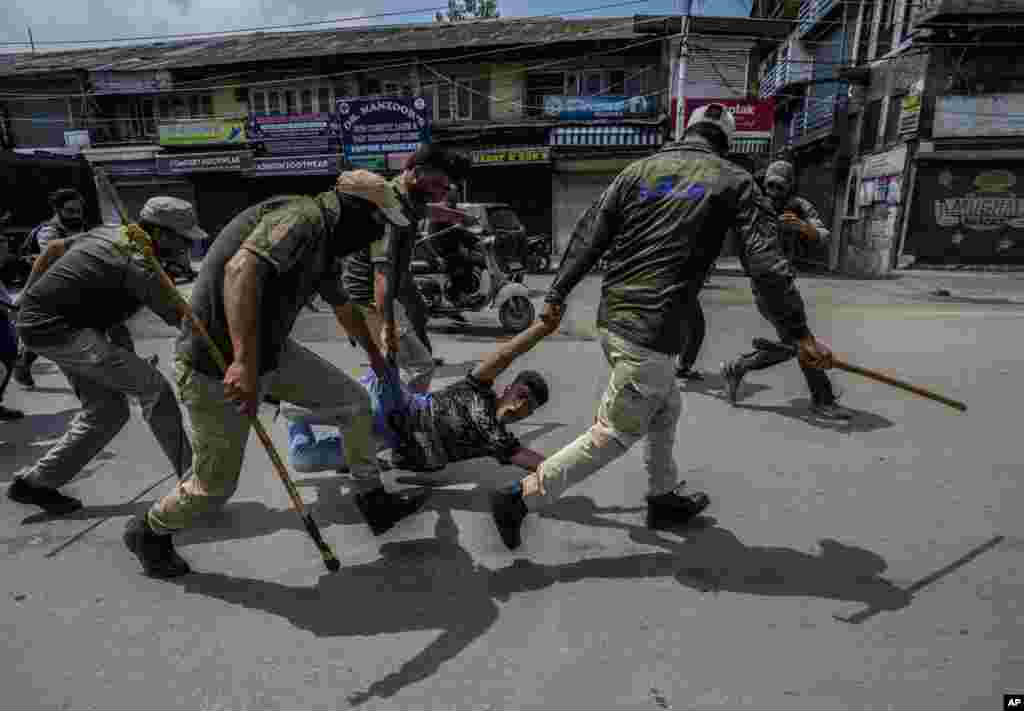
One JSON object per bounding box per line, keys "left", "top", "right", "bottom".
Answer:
{"left": 526, "top": 253, "right": 550, "bottom": 274}
{"left": 498, "top": 295, "right": 534, "bottom": 334}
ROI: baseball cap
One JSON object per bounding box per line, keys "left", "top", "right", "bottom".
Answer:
{"left": 686, "top": 103, "right": 737, "bottom": 146}
{"left": 139, "top": 196, "right": 208, "bottom": 242}
{"left": 765, "top": 160, "right": 796, "bottom": 188}
{"left": 335, "top": 170, "right": 411, "bottom": 227}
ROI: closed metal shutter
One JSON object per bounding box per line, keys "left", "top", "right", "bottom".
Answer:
{"left": 551, "top": 173, "right": 616, "bottom": 255}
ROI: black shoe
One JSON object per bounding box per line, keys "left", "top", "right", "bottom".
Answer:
{"left": 491, "top": 486, "right": 528, "bottom": 550}
{"left": 811, "top": 401, "right": 855, "bottom": 421}
{"left": 12, "top": 361, "right": 35, "bottom": 389}
{"left": 355, "top": 487, "right": 431, "bottom": 536}
{"left": 646, "top": 484, "right": 710, "bottom": 530}
{"left": 123, "top": 516, "right": 191, "bottom": 579}
{"left": 675, "top": 367, "right": 705, "bottom": 381}
{"left": 720, "top": 361, "right": 745, "bottom": 405}
{"left": 0, "top": 405, "right": 24, "bottom": 420}
{"left": 7, "top": 477, "right": 83, "bottom": 516}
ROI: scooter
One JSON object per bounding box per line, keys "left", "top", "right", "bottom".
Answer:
{"left": 411, "top": 222, "right": 535, "bottom": 334}
{"left": 525, "top": 233, "right": 553, "bottom": 274}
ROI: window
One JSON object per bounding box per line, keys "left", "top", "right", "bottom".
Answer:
{"left": 844, "top": 163, "right": 861, "bottom": 218}
{"left": 268, "top": 91, "right": 281, "bottom": 115}
{"left": 426, "top": 78, "right": 490, "bottom": 122}
{"left": 254, "top": 92, "right": 266, "bottom": 115}
{"left": 301, "top": 89, "right": 313, "bottom": 114}
{"left": 874, "top": 0, "right": 895, "bottom": 58}
{"left": 318, "top": 87, "right": 331, "bottom": 113}
{"left": 383, "top": 81, "right": 400, "bottom": 97}
{"left": 883, "top": 92, "right": 905, "bottom": 146}
{"left": 608, "top": 70, "right": 626, "bottom": 94}
{"left": 584, "top": 72, "right": 604, "bottom": 96}
{"left": 365, "top": 78, "right": 382, "bottom": 96}
{"left": 284, "top": 90, "right": 296, "bottom": 115}
{"left": 860, "top": 98, "right": 883, "bottom": 153}
{"left": 188, "top": 95, "right": 200, "bottom": 118}
{"left": 201, "top": 95, "right": 213, "bottom": 117}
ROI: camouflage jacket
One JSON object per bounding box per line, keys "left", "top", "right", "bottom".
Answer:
{"left": 547, "top": 135, "right": 810, "bottom": 354}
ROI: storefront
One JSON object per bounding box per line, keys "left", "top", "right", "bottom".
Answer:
{"left": 466, "top": 146, "right": 552, "bottom": 238}
{"left": 904, "top": 154, "right": 1024, "bottom": 265}
{"left": 839, "top": 144, "right": 908, "bottom": 277}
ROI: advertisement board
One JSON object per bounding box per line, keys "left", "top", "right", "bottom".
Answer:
{"left": 907, "top": 162, "right": 1024, "bottom": 262}
{"left": 247, "top": 113, "right": 338, "bottom": 155}
{"left": 676, "top": 98, "right": 775, "bottom": 136}
{"left": 158, "top": 119, "right": 247, "bottom": 147}
{"left": 543, "top": 95, "right": 657, "bottom": 120}
{"left": 336, "top": 97, "right": 431, "bottom": 164}
{"left": 157, "top": 152, "right": 253, "bottom": 174}
{"left": 250, "top": 154, "right": 342, "bottom": 176}
{"left": 471, "top": 147, "right": 551, "bottom": 167}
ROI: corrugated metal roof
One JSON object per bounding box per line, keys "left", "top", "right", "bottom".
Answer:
{"left": 0, "top": 17, "right": 645, "bottom": 77}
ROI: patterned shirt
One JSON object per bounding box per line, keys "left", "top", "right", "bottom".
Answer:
{"left": 391, "top": 374, "right": 522, "bottom": 470}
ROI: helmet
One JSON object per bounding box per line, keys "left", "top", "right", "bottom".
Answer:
{"left": 685, "top": 103, "right": 736, "bottom": 148}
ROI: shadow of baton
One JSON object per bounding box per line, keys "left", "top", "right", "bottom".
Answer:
{"left": 93, "top": 169, "right": 341, "bottom": 573}
{"left": 751, "top": 338, "right": 967, "bottom": 413}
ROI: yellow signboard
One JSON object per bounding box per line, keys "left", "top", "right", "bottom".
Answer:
{"left": 472, "top": 147, "right": 551, "bottom": 166}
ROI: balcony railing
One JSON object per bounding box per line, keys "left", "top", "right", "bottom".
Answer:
{"left": 760, "top": 60, "right": 814, "bottom": 99}
{"left": 798, "top": 0, "right": 839, "bottom": 36}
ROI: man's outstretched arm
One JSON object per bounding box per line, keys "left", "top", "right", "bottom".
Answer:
{"left": 471, "top": 308, "right": 562, "bottom": 385}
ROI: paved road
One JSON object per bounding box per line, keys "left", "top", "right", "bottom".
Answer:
{"left": 2, "top": 271, "right": 1021, "bottom": 711}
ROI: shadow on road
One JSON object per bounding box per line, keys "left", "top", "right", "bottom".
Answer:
{"left": 734, "top": 398, "right": 894, "bottom": 433}
{"left": 168, "top": 494, "right": 910, "bottom": 705}
{"left": 0, "top": 409, "right": 80, "bottom": 481}
{"left": 679, "top": 372, "right": 773, "bottom": 401}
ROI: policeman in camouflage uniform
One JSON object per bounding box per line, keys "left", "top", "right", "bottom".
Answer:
{"left": 490, "top": 105, "right": 835, "bottom": 550}
{"left": 7, "top": 197, "right": 200, "bottom": 518}
{"left": 720, "top": 160, "right": 854, "bottom": 421}
{"left": 125, "top": 172, "right": 432, "bottom": 579}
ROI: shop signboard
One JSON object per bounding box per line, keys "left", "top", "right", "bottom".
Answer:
{"left": 247, "top": 113, "right": 338, "bottom": 155}
{"left": 91, "top": 70, "right": 173, "bottom": 95}
{"left": 249, "top": 154, "right": 342, "bottom": 176}
{"left": 677, "top": 98, "right": 775, "bottom": 137}
{"left": 908, "top": 162, "right": 1024, "bottom": 262}
{"left": 337, "top": 97, "right": 431, "bottom": 165}
{"left": 157, "top": 151, "right": 253, "bottom": 174}
{"left": 158, "top": 119, "right": 247, "bottom": 147}
{"left": 933, "top": 93, "right": 1024, "bottom": 138}
{"left": 471, "top": 147, "right": 551, "bottom": 167}
{"left": 543, "top": 95, "right": 658, "bottom": 120}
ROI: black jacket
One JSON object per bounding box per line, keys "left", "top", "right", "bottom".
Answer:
{"left": 546, "top": 135, "right": 811, "bottom": 354}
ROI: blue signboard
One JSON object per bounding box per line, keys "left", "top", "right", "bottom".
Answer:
{"left": 247, "top": 113, "right": 339, "bottom": 155}
{"left": 543, "top": 95, "right": 658, "bottom": 120}
{"left": 336, "top": 96, "right": 431, "bottom": 163}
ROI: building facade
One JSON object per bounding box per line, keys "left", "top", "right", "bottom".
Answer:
{"left": 0, "top": 18, "right": 674, "bottom": 256}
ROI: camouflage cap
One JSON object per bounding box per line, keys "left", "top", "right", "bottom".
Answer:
{"left": 335, "top": 170, "right": 410, "bottom": 227}
{"left": 139, "top": 196, "right": 208, "bottom": 242}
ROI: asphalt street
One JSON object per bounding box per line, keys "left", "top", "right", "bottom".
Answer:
{"left": 1, "top": 270, "right": 1021, "bottom": 711}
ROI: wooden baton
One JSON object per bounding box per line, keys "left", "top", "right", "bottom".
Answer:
{"left": 751, "top": 338, "right": 967, "bottom": 413}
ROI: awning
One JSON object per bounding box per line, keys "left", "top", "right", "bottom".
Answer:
{"left": 731, "top": 136, "right": 771, "bottom": 154}
{"left": 549, "top": 126, "right": 663, "bottom": 147}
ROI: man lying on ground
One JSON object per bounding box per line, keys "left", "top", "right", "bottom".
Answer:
{"left": 282, "top": 316, "right": 556, "bottom": 479}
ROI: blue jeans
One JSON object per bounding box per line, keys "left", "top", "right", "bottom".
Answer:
{"left": 285, "top": 366, "right": 410, "bottom": 474}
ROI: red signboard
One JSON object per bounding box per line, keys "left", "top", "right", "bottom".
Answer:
{"left": 673, "top": 97, "right": 775, "bottom": 135}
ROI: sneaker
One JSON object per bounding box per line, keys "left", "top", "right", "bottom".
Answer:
{"left": 12, "top": 361, "right": 35, "bottom": 389}
{"left": 123, "top": 516, "right": 191, "bottom": 579}
{"left": 811, "top": 402, "right": 856, "bottom": 421}
{"left": 7, "top": 477, "right": 82, "bottom": 516}
{"left": 675, "top": 367, "right": 705, "bottom": 381}
{"left": 646, "top": 484, "right": 710, "bottom": 530}
{"left": 354, "top": 487, "right": 431, "bottom": 536}
{"left": 720, "top": 361, "right": 745, "bottom": 405}
{"left": 490, "top": 485, "right": 528, "bottom": 550}
{"left": 0, "top": 405, "right": 24, "bottom": 420}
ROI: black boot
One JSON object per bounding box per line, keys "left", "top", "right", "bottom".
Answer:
{"left": 354, "top": 487, "right": 431, "bottom": 536}
{"left": 123, "top": 516, "right": 191, "bottom": 579}
{"left": 12, "top": 352, "right": 35, "bottom": 389}
{"left": 490, "top": 485, "right": 528, "bottom": 550}
{"left": 7, "top": 477, "right": 82, "bottom": 516}
{"left": 646, "top": 484, "right": 710, "bottom": 530}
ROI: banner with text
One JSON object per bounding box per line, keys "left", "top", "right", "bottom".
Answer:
{"left": 677, "top": 98, "right": 775, "bottom": 137}
{"left": 158, "top": 119, "right": 246, "bottom": 147}
{"left": 472, "top": 147, "right": 551, "bottom": 167}
{"left": 247, "top": 113, "right": 338, "bottom": 155}
{"left": 157, "top": 152, "right": 253, "bottom": 174}
{"left": 337, "top": 96, "right": 431, "bottom": 165}
{"left": 250, "top": 154, "right": 342, "bottom": 176}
